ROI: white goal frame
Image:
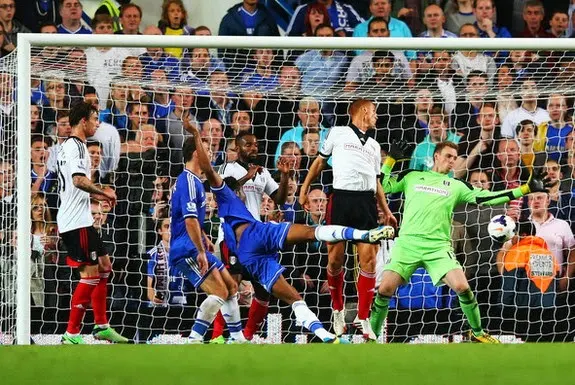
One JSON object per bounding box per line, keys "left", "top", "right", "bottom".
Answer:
{"left": 14, "top": 33, "right": 575, "bottom": 345}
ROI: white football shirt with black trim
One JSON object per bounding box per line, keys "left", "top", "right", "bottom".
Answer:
{"left": 56, "top": 136, "right": 94, "bottom": 233}
{"left": 319, "top": 125, "right": 381, "bottom": 192}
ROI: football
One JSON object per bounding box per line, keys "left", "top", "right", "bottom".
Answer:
{"left": 487, "top": 215, "right": 516, "bottom": 242}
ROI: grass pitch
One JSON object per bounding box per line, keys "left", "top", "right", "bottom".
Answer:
{"left": 0, "top": 343, "right": 571, "bottom": 385}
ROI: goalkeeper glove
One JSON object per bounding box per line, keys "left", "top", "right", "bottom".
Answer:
{"left": 388, "top": 139, "right": 410, "bottom": 161}
{"left": 525, "top": 169, "right": 552, "bottom": 194}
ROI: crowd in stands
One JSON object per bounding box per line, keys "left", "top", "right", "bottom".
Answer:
{"left": 1, "top": 0, "right": 575, "bottom": 342}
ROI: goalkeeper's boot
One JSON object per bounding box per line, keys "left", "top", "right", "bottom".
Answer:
{"left": 61, "top": 333, "right": 86, "bottom": 345}
{"left": 354, "top": 316, "right": 377, "bottom": 342}
{"left": 469, "top": 330, "right": 500, "bottom": 344}
{"left": 92, "top": 326, "right": 130, "bottom": 343}
{"left": 323, "top": 336, "right": 351, "bottom": 344}
{"left": 332, "top": 309, "right": 346, "bottom": 336}
{"left": 209, "top": 335, "right": 226, "bottom": 344}
{"left": 363, "top": 226, "right": 395, "bottom": 243}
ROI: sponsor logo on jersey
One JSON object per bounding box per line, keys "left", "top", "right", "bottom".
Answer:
{"left": 414, "top": 185, "right": 450, "bottom": 197}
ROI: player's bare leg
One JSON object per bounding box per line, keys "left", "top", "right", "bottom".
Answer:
{"left": 91, "top": 255, "right": 129, "bottom": 343}
{"left": 327, "top": 242, "right": 346, "bottom": 336}
{"left": 443, "top": 269, "right": 499, "bottom": 343}
{"left": 370, "top": 270, "right": 405, "bottom": 339}
{"left": 355, "top": 243, "right": 378, "bottom": 341}
{"left": 271, "top": 275, "right": 348, "bottom": 344}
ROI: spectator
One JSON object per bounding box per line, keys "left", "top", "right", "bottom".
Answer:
{"left": 63, "top": 48, "right": 93, "bottom": 104}
{"left": 543, "top": 159, "right": 571, "bottom": 219}
{"left": 195, "top": 70, "right": 237, "bottom": 125}
{"left": 218, "top": 0, "right": 280, "bottom": 75}
{"left": 121, "top": 123, "right": 162, "bottom": 154}
{"left": 46, "top": 110, "right": 71, "bottom": 173}
{"left": 516, "top": 119, "right": 547, "bottom": 172}
{"left": 528, "top": 192, "right": 575, "bottom": 291}
{"left": 453, "top": 24, "right": 497, "bottom": 84}
{"left": 193, "top": 25, "right": 212, "bottom": 36}
{"left": 288, "top": 0, "right": 363, "bottom": 37}
{"left": 157, "top": 0, "right": 193, "bottom": 59}
{"left": 115, "top": 3, "right": 142, "bottom": 35}
{"left": 147, "top": 68, "right": 175, "bottom": 133}
{"left": 31, "top": 134, "right": 57, "bottom": 195}
{"left": 229, "top": 109, "right": 252, "bottom": 137}
{"left": 39, "top": 77, "right": 70, "bottom": 136}
{"left": 473, "top": 0, "right": 512, "bottom": 39}
{"left": 57, "top": 0, "right": 91, "bottom": 34}
{"left": 87, "top": 140, "right": 104, "bottom": 184}
{"left": 517, "top": 0, "right": 554, "bottom": 37}
{"left": 545, "top": 94, "right": 573, "bottom": 161}
{"left": 180, "top": 47, "right": 226, "bottom": 91}
{"left": 279, "top": 174, "right": 303, "bottom": 223}
{"left": 400, "top": 88, "right": 434, "bottom": 146}
{"left": 125, "top": 101, "right": 150, "bottom": 141}
{"left": 495, "top": 62, "right": 518, "bottom": 123}
{"left": 300, "top": 1, "right": 331, "bottom": 36}
{"left": 0, "top": 0, "right": 30, "bottom": 53}
{"left": 444, "top": 0, "right": 477, "bottom": 34}
{"left": 100, "top": 79, "right": 129, "bottom": 131}
{"left": 453, "top": 71, "right": 490, "bottom": 139}
{"left": 419, "top": 4, "right": 458, "bottom": 37}
{"left": 547, "top": 9, "right": 569, "bottom": 37}
{"left": 500, "top": 78, "right": 551, "bottom": 138}
{"left": 275, "top": 97, "right": 328, "bottom": 165}
{"left": 240, "top": 49, "right": 279, "bottom": 93}
{"left": 294, "top": 24, "right": 347, "bottom": 99}
{"left": 138, "top": 26, "right": 180, "bottom": 82}
{"left": 423, "top": 50, "right": 464, "bottom": 114}
{"left": 31, "top": 103, "right": 42, "bottom": 134}
{"left": 0, "top": 159, "right": 14, "bottom": 204}
{"left": 166, "top": 85, "right": 199, "bottom": 171}
{"left": 409, "top": 105, "right": 461, "bottom": 172}
{"left": 39, "top": 22, "right": 59, "bottom": 34}
{"left": 201, "top": 118, "right": 225, "bottom": 166}
{"left": 15, "top": 0, "right": 60, "bottom": 32}
{"left": 85, "top": 14, "right": 131, "bottom": 106}
{"left": 345, "top": 18, "right": 410, "bottom": 93}
{"left": 94, "top": 0, "right": 124, "bottom": 31}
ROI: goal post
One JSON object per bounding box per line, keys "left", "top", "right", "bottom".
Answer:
{"left": 10, "top": 33, "right": 575, "bottom": 345}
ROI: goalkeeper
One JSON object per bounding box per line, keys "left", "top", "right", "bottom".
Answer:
{"left": 370, "top": 141, "right": 551, "bottom": 343}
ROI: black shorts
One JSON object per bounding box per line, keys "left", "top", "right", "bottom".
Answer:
{"left": 219, "top": 241, "right": 244, "bottom": 276}
{"left": 326, "top": 189, "right": 378, "bottom": 230}
{"left": 60, "top": 226, "right": 107, "bottom": 267}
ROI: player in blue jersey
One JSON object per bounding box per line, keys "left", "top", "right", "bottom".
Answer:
{"left": 170, "top": 137, "right": 246, "bottom": 343}
{"left": 184, "top": 121, "right": 393, "bottom": 343}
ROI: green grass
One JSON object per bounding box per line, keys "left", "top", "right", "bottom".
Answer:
{"left": 0, "top": 344, "right": 572, "bottom": 385}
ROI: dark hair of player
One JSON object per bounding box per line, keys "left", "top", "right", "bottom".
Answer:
{"left": 69, "top": 102, "right": 98, "bottom": 127}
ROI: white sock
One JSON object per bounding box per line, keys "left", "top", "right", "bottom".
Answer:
{"left": 314, "top": 225, "right": 368, "bottom": 242}
{"left": 292, "top": 300, "right": 334, "bottom": 340}
{"left": 190, "top": 294, "right": 225, "bottom": 340}
{"left": 221, "top": 293, "right": 245, "bottom": 341}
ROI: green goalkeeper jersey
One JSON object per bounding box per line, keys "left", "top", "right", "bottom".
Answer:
{"left": 381, "top": 162, "right": 527, "bottom": 244}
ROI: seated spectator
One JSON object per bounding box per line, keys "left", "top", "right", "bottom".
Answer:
{"left": 301, "top": 1, "right": 331, "bottom": 36}
{"left": 31, "top": 103, "right": 43, "bottom": 134}
{"left": 223, "top": 140, "right": 238, "bottom": 164}
{"left": 166, "top": 85, "right": 199, "bottom": 171}
{"left": 15, "top": 0, "right": 59, "bottom": 32}
{"left": 345, "top": 18, "right": 410, "bottom": 93}
{"left": 148, "top": 176, "right": 171, "bottom": 221}
{"left": 453, "top": 71, "right": 490, "bottom": 138}
{"left": 453, "top": 24, "right": 497, "bottom": 84}
{"left": 288, "top": 0, "right": 363, "bottom": 37}
{"left": 0, "top": 159, "right": 14, "bottom": 205}
{"left": 410, "top": 105, "right": 461, "bottom": 172}
{"left": 125, "top": 101, "right": 150, "bottom": 141}
{"left": 180, "top": 47, "right": 225, "bottom": 91}
{"left": 100, "top": 79, "right": 129, "bottom": 131}
{"left": 195, "top": 70, "right": 237, "bottom": 125}
{"left": 138, "top": 26, "right": 180, "bottom": 82}
{"left": 121, "top": 123, "right": 161, "bottom": 154}
{"left": 495, "top": 62, "right": 518, "bottom": 123}
{"left": 472, "top": 0, "right": 511, "bottom": 61}
{"left": 94, "top": 0, "right": 122, "bottom": 31}
{"left": 240, "top": 49, "right": 279, "bottom": 93}
{"left": 275, "top": 97, "right": 328, "bottom": 165}
{"left": 517, "top": 0, "right": 554, "bottom": 38}
{"left": 543, "top": 159, "right": 571, "bottom": 220}
{"left": 398, "top": 88, "right": 434, "bottom": 146}
{"left": 278, "top": 141, "right": 303, "bottom": 178}
{"left": 547, "top": 9, "right": 569, "bottom": 38}
{"left": 63, "top": 48, "right": 93, "bottom": 104}
{"left": 389, "top": 0, "right": 426, "bottom": 35}
{"left": 295, "top": 24, "right": 348, "bottom": 98}
{"left": 426, "top": 50, "right": 464, "bottom": 114}
{"left": 203, "top": 192, "right": 220, "bottom": 243}
{"left": 218, "top": 0, "right": 280, "bottom": 75}
{"left": 201, "top": 118, "right": 225, "bottom": 166}
{"left": 57, "top": 0, "right": 91, "bottom": 34}
{"left": 116, "top": 3, "right": 142, "bottom": 35}
{"left": 39, "top": 22, "right": 58, "bottom": 34}
{"left": 157, "top": 0, "right": 193, "bottom": 58}
{"left": 229, "top": 109, "right": 252, "bottom": 137}
{"left": 444, "top": 0, "right": 476, "bottom": 34}
{"left": 500, "top": 78, "right": 551, "bottom": 138}
{"left": 31, "top": 134, "right": 57, "bottom": 195}
{"left": 193, "top": 25, "right": 212, "bottom": 36}
{"left": 279, "top": 175, "right": 302, "bottom": 223}
{"left": 46, "top": 110, "right": 71, "bottom": 173}
{"left": 120, "top": 56, "right": 146, "bottom": 102}
{"left": 40, "top": 77, "right": 70, "bottom": 134}
{"left": 148, "top": 68, "right": 175, "bottom": 133}
{"left": 545, "top": 94, "right": 573, "bottom": 161}
{"left": 516, "top": 120, "right": 547, "bottom": 172}
{"left": 87, "top": 140, "right": 104, "bottom": 184}
{"left": 0, "top": 0, "right": 30, "bottom": 53}
{"left": 419, "top": 4, "right": 457, "bottom": 37}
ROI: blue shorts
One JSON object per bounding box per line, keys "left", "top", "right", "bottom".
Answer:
{"left": 174, "top": 252, "right": 224, "bottom": 288}
{"left": 236, "top": 221, "right": 292, "bottom": 293}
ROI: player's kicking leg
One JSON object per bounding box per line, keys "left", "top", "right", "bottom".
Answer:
{"left": 442, "top": 269, "right": 500, "bottom": 344}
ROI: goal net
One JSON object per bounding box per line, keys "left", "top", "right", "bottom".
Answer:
{"left": 4, "top": 34, "right": 575, "bottom": 344}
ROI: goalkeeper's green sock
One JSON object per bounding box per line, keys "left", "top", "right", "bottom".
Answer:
{"left": 458, "top": 289, "right": 483, "bottom": 336}
{"left": 370, "top": 293, "right": 390, "bottom": 337}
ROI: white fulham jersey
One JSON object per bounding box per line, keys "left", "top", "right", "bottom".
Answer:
{"left": 319, "top": 125, "right": 381, "bottom": 192}
{"left": 56, "top": 136, "right": 94, "bottom": 233}
{"left": 500, "top": 106, "right": 551, "bottom": 138}
{"left": 220, "top": 161, "right": 279, "bottom": 220}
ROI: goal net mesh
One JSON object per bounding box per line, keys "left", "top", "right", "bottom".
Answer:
{"left": 3, "top": 42, "right": 575, "bottom": 344}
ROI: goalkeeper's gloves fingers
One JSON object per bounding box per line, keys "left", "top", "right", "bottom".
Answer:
{"left": 388, "top": 139, "right": 410, "bottom": 161}
{"left": 527, "top": 169, "right": 552, "bottom": 193}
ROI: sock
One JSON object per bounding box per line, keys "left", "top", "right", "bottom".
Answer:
{"left": 221, "top": 293, "right": 245, "bottom": 341}
{"left": 243, "top": 297, "right": 269, "bottom": 340}
{"left": 327, "top": 269, "right": 344, "bottom": 311}
{"left": 370, "top": 293, "right": 390, "bottom": 338}
{"left": 92, "top": 270, "right": 110, "bottom": 327}
{"left": 66, "top": 276, "right": 99, "bottom": 334}
{"left": 212, "top": 311, "right": 225, "bottom": 339}
{"left": 357, "top": 270, "right": 376, "bottom": 320}
{"left": 190, "top": 295, "right": 225, "bottom": 340}
{"left": 458, "top": 289, "right": 483, "bottom": 335}
{"left": 292, "top": 300, "right": 333, "bottom": 340}
{"left": 314, "top": 225, "right": 368, "bottom": 243}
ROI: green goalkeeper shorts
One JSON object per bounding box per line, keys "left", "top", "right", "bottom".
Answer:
{"left": 384, "top": 236, "right": 462, "bottom": 286}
